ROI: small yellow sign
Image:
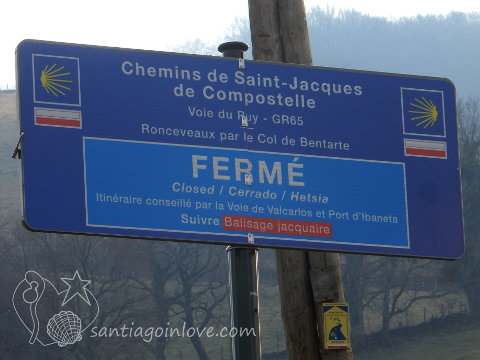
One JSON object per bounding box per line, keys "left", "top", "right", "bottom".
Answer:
{"left": 323, "top": 303, "right": 351, "bottom": 349}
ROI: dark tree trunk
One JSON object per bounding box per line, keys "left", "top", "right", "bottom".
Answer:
{"left": 463, "top": 280, "right": 480, "bottom": 318}
{"left": 184, "top": 302, "right": 210, "bottom": 360}
{"left": 380, "top": 258, "right": 397, "bottom": 347}
{"left": 343, "top": 255, "right": 366, "bottom": 342}
{"left": 381, "top": 284, "right": 391, "bottom": 346}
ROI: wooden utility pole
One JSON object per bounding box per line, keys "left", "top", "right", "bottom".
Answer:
{"left": 248, "top": 1, "right": 353, "bottom": 359}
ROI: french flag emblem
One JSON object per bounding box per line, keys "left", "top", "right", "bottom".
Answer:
{"left": 404, "top": 139, "right": 447, "bottom": 159}
{"left": 34, "top": 107, "right": 82, "bottom": 128}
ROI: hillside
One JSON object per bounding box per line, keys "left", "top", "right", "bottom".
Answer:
{"left": 0, "top": 91, "right": 19, "bottom": 216}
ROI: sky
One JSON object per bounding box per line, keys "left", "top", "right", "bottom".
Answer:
{"left": 1, "top": 0, "right": 480, "bottom": 89}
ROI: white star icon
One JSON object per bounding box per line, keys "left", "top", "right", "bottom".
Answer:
{"left": 60, "top": 270, "right": 91, "bottom": 306}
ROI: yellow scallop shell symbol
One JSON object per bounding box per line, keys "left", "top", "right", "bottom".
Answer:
{"left": 40, "top": 64, "right": 73, "bottom": 97}
{"left": 409, "top": 97, "right": 438, "bottom": 128}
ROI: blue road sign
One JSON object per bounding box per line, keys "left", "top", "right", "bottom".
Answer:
{"left": 16, "top": 40, "right": 464, "bottom": 259}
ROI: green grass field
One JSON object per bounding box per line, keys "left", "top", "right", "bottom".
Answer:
{"left": 363, "top": 291, "right": 467, "bottom": 334}
{"left": 356, "top": 327, "right": 480, "bottom": 360}
{"left": 163, "top": 283, "right": 285, "bottom": 360}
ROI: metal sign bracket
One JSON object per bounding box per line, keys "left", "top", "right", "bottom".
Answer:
{"left": 12, "top": 131, "right": 25, "bottom": 159}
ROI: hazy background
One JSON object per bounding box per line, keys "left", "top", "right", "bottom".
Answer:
{"left": 1, "top": 0, "right": 480, "bottom": 88}
{"left": 2, "top": 1, "right": 480, "bottom": 359}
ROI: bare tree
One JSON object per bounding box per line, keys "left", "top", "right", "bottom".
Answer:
{"left": 364, "top": 257, "right": 449, "bottom": 346}
{"left": 441, "top": 96, "right": 480, "bottom": 317}
{"left": 0, "top": 224, "right": 150, "bottom": 360}
{"left": 172, "top": 243, "right": 229, "bottom": 360}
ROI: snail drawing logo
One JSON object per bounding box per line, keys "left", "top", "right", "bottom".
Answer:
{"left": 12, "top": 270, "right": 99, "bottom": 347}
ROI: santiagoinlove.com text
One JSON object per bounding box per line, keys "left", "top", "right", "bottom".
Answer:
{"left": 90, "top": 322, "right": 256, "bottom": 343}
